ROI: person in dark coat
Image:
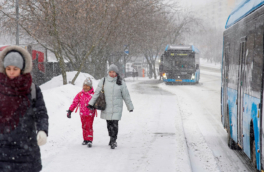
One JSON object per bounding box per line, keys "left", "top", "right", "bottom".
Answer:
{"left": 0, "top": 46, "right": 49, "bottom": 172}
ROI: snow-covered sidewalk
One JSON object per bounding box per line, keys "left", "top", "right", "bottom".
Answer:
{"left": 40, "top": 72, "right": 192, "bottom": 171}
{"left": 39, "top": 68, "right": 250, "bottom": 172}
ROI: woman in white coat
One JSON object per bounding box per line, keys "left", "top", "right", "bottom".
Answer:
{"left": 88, "top": 64, "right": 134, "bottom": 149}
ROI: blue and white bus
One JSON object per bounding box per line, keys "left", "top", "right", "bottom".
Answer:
{"left": 160, "top": 45, "right": 200, "bottom": 85}
{"left": 221, "top": 0, "right": 264, "bottom": 171}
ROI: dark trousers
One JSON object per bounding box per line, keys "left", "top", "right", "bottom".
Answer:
{"left": 106, "top": 120, "right": 119, "bottom": 143}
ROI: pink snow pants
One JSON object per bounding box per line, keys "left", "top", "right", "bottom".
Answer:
{"left": 80, "top": 115, "right": 95, "bottom": 141}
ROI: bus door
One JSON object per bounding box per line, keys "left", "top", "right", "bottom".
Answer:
{"left": 237, "top": 38, "right": 247, "bottom": 148}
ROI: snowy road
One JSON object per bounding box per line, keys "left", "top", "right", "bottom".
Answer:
{"left": 159, "top": 68, "right": 252, "bottom": 172}
{"left": 40, "top": 67, "right": 253, "bottom": 172}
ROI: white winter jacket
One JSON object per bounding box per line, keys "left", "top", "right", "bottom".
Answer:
{"left": 89, "top": 75, "right": 134, "bottom": 120}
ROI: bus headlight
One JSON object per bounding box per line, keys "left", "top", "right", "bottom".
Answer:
{"left": 163, "top": 73, "right": 167, "bottom": 79}
{"left": 191, "top": 73, "right": 195, "bottom": 80}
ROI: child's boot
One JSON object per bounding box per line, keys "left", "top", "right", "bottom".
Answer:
{"left": 82, "top": 140, "right": 88, "bottom": 145}
{"left": 87, "top": 141, "right": 92, "bottom": 148}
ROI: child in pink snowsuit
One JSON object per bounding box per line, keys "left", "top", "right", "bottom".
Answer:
{"left": 67, "top": 78, "right": 96, "bottom": 147}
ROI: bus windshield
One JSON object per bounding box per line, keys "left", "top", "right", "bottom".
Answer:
{"left": 163, "top": 51, "right": 195, "bottom": 70}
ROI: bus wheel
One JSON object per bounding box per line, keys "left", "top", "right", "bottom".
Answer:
{"left": 250, "top": 128, "right": 257, "bottom": 168}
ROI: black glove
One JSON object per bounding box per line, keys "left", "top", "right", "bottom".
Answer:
{"left": 129, "top": 110, "right": 133, "bottom": 112}
{"left": 67, "top": 110, "right": 72, "bottom": 118}
{"left": 87, "top": 105, "right": 95, "bottom": 110}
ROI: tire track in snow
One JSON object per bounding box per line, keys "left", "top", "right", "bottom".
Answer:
{"left": 132, "top": 81, "right": 192, "bottom": 172}
{"left": 159, "top": 69, "right": 250, "bottom": 172}
{"left": 175, "top": 93, "right": 220, "bottom": 172}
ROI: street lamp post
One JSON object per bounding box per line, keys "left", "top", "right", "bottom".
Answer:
{"left": 124, "top": 45, "right": 129, "bottom": 78}
{"left": 16, "top": 0, "right": 19, "bottom": 45}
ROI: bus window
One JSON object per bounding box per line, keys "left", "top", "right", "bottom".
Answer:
{"left": 252, "top": 26, "right": 263, "bottom": 92}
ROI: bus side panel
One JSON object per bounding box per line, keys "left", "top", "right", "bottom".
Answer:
{"left": 255, "top": 13, "right": 264, "bottom": 171}
{"left": 221, "top": 86, "right": 224, "bottom": 126}
{"left": 262, "top": 90, "right": 264, "bottom": 170}
{"left": 195, "top": 69, "right": 200, "bottom": 82}
{"left": 221, "top": 38, "right": 224, "bottom": 126}
{"left": 243, "top": 94, "right": 261, "bottom": 168}
{"left": 195, "top": 53, "right": 200, "bottom": 83}
{"left": 228, "top": 87, "right": 238, "bottom": 143}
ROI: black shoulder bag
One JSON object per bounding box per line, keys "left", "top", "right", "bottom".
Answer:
{"left": 94, "top": 78, "right": 106, "bottom": 110}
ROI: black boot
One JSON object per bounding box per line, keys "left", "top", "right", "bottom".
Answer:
{"left": 110, "top": 137, "right": 117, "bottom": 149}
{"left": 107, "top": 120, "right": 119, "bottom": 148}
{"left": 110, "top": 142, "right": 115, "bottom": 149}
{"left": 82, "top": 140, "right": 88, "bottom": 145}
{"left": 87, "top": 141, "right": 92, "bottom": 148}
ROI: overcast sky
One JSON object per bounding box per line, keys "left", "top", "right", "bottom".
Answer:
{"left": 176, "top": 0, "right": 210, "bottom": 7}
{"left": 163, "top": 0, "right": 211, "bottom": 11}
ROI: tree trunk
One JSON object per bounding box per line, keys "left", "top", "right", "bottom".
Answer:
{"left": 124, "top": 55, "right": 127, "bottom": 78}
{"left": 152, "top": 62, "right": 157, "bottom": 79}
{"left": 57, "top": 54, "right": 67, "bottom": 85}
{"left": 149, "top": 64, "right": 153, "bottom": 78}
{"left": 93, "top": 59, "right": 107, "bottom": 79}
{"left": 71, "top": 45, "right": 95, "bottom": 84}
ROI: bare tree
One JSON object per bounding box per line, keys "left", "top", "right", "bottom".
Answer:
{"left": 133, "top": 5, "right": 201, "bottom": 79}
{"left": 0, "top": 0, "right": 201, "bottom": 83}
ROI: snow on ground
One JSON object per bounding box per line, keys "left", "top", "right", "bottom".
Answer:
{"left": 40, "top": 72, "right": 192, "bottom": 172}
{"left": 40, "top": 71, "right": 99, "bottom": 91}
{"left": 39, "top": 72, "right": 99, "bottom": 165}
{"left": 200, "top": 70, "right": 221, "bottom": 77}
{"left": 200, "top": 58, "right": 221, "bottom": 69}
{"left": 200, "top": 59, "right": 221, "bottom": 77}
{"left": 38, "top": 66, "right": 249, "bottom": 172}
{"left": 158, "top": 67, "right": 249, "bottom": 172}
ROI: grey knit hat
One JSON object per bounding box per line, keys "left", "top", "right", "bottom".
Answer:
{"left": 83, "top": 77, "right": 93, "bottom": 87}
{"left": 3, "top": 52, "right": 24, "bottom": 69}
{"left": 0, "top": 46, "right": 32, "bottom": 74}
{"left": 108, "top": 64, "right": 119, "bottom": 73}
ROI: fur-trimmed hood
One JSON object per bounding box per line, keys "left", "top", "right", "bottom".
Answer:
{"left": 0, "top": 45, "right": 32, "bottom": 74}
